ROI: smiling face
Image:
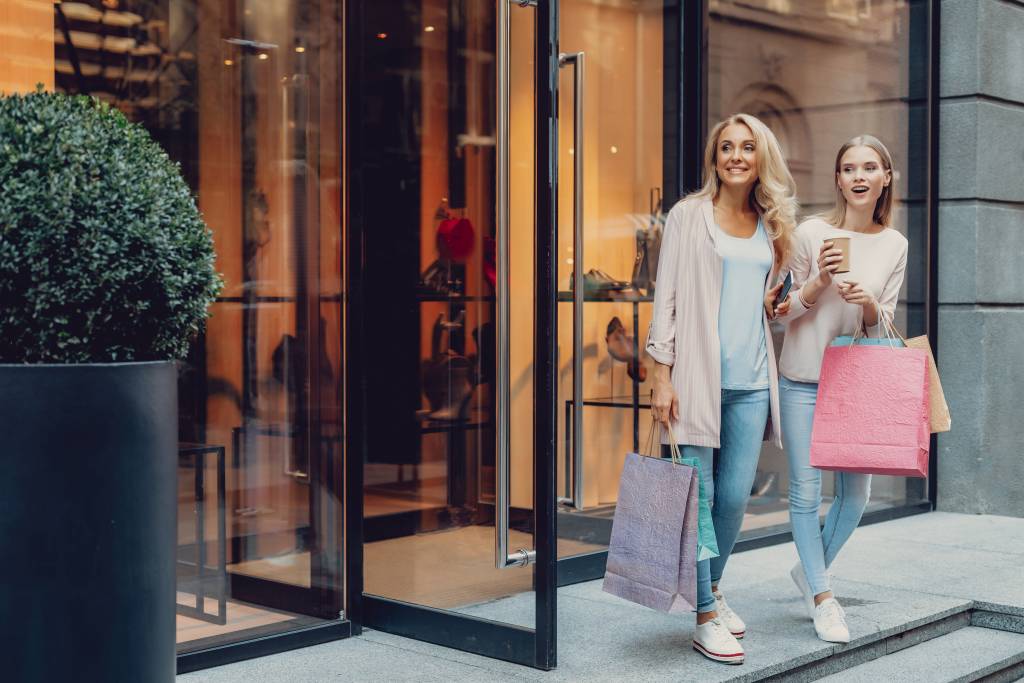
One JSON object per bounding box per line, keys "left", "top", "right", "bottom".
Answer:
{"left": 714, "top": 123, "right": 759, "bottom": 192}
{"left": 836, "top": 145, "right": 891, "bottom": 217}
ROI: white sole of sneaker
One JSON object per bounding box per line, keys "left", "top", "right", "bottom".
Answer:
{"left": 731, "top": 630, "right": 745, "bottom": 639}
{"left": 814, "top": 629, "right": 850, "bottom": 644}
{"left": 692, "top": 641, "right": 745, "bottom": 665}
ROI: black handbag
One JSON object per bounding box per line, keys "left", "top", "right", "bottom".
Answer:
{"left": 631, "top": 189, "right": 664, "bottom": 294}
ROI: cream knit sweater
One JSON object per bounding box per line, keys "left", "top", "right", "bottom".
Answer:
{"left": 777, "top": 218, "right": 908, "bottom": 383}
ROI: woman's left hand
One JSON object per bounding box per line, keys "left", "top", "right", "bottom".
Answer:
{"left": 836, "top": 280, "right": 876, "bottom": 307}
{"left": 761, "top": 282, "right": 790, "bottom": 321}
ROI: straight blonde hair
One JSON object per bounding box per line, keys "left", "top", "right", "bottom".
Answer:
{"left": 822, "top": 135, "right": 896, "bottom": 228}
{"left": 691, "top": 113, "right": 798, "bottom": 267}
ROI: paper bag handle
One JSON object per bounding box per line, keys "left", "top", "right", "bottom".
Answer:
{"left": 642, "top": 421, "right": 683, "bottom": 464}
{"left": 850, "top": 301, "right": 906, "bottom": 348}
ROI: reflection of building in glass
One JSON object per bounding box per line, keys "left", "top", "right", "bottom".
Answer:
{"left": 709, "top": 0, "right": 923, "bottom": 511}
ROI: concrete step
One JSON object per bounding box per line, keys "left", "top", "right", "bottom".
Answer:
{"left": 816, "top": 626, "right": 1024, "bottom": 683}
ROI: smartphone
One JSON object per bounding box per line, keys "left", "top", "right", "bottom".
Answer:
{"left": 775, "top": 271, "right": 793, "bottom": 306}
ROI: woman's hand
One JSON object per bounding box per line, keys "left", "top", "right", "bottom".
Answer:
{"left": 816, "top": 240, "right": 843, "bottom": 287}
{"left": 837, "top": 280, "right": 875, "bottom": 306}
{"left": 650, "top": 363, "right": 679, "bottom": 426}
{"left": 764, "top": 282, "right": 791, "bottom": 320}
{"left": 837, "top": 280, "right": 879, "bottom": 326}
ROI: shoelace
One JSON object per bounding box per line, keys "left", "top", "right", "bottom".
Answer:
{"left": 819, "top": 601, "right": 847, "bottom": 626}
{"left": 715, "top": 594, "right": 734, "bottom": 618}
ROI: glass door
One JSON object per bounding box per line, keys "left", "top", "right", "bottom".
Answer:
{"left": 553, "top": 0, "right": 677, "bottom": 580}
{"left": 48, "top": 0, "right": 348, "bottom": 657}
{"left": 348, "top": 0, "right": 558, "bottom": 669}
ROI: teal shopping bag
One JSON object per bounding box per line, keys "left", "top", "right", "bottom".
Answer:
{"left": 652, "top": 426, "right": 720, "bottom": 562}
{"left": 830, "top": 335, "right": 905, "bottom": 348}
{"left": 679, "top": 455, "right": 720, "bottom": 561}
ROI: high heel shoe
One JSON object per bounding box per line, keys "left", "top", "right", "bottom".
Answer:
{"left": 605, "top": 317, "right": 647, "bottom": 382}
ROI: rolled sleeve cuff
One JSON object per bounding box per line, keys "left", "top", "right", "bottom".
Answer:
{"left": 645, "top": 343, "right": 675, "bottom": 366}
{"left": 645, "top": 320, "right": 675, "bottom": 366}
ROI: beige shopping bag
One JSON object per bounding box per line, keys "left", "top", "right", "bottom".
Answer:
{"left": 905, "top": 335, "right": 951, "bottom": 433}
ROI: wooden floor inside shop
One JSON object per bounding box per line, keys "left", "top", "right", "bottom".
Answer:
{"left": 365, "top": 526, "right": 603, "bottom": 609}
{"left": 176, "top": 592, "right": 304, "bottom": 646}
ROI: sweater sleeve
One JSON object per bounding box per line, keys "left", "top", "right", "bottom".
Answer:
{"left": 645, "top": 205, "right": 683, "bottom": 366}
{"left": 866, "top": 237, "right": 908, "bottom": 338}
{"left": 776, "top": 222, "right": 816, "bottom": 322}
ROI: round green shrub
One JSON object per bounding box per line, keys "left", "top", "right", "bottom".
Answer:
{"left": 0, "top": 90, "right": 222, "bottom": 363}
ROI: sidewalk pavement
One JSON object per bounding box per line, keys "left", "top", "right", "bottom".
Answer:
{"left": 179, "top": 512, "right": 1024, "bottom": 682}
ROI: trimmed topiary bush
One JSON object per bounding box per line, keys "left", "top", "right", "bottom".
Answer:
{"left": 0, "top": 89, "right": 222, "bottom": 363}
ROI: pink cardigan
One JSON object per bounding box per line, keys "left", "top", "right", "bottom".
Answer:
{"left": 645, "top": 196, "right": 783, "bottom": 448}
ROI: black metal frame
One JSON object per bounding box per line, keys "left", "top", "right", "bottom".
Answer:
{"left": 177, "top": 621, "right": 352, "bottom": 675}
{"left": 176, "top": 444, "right": 228, "bottom": 626}
{"left": 342, "top": 0, "right": 558, "bottom": 672}
{"left": 925, "top": 0, "right": 941, "bottom": 509}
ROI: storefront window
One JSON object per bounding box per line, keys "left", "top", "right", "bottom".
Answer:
{"left": 708, "top": 0, "right": 930, "bottom": 535}
{"left": 36, "top": 0, "right": 346, "bottom": 652}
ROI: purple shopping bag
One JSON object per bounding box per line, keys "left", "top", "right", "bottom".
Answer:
{"left": 810, "top": 343, "right": 930, "bottom": 478}
{"left": 602, "top": 451, "right": 700, "bottom": 613}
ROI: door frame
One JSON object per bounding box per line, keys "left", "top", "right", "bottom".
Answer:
{"left": 344, "top": 0, "right": 560, "bottom": 671}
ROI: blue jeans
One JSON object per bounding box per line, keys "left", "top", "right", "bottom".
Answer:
{"left": 780, "top": 376, "right": 871, "bottom": 597}
{"left": 666, "top": 388, "right": 769, "bottom": 613}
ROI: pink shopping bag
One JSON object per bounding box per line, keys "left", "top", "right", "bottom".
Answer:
{"left": 810, "top": 344, "right": 930, "bottom": 478}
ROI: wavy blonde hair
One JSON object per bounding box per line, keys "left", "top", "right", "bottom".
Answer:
{"left": 691, "top": 113, "right": 798, "bottom": 266}
{"left": 821, "top": 134, "right": 896, "bottom": 228}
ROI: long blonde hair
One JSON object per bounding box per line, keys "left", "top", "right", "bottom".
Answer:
{"left": 821, "top": 134, "right": 896, "bottom": 228}
{"left": 691, "top": 113, "right": 798, "bottom": 266}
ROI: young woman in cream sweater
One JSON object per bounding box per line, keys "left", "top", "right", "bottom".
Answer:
{"left": 767, "top": 135, "right": 908, "bottom": 644}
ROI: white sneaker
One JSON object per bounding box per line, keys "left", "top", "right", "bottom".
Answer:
{"left": 713, "top": 590, "right": 746, "bottom": 639}
{"left": 693, "top": 617, "right": 745, "bottom": 664}
{"left": 790, "top": 563, "right": 816, "bottom": 619}
{"left": 814, "top": 598, "right": 851, "bottom": 643}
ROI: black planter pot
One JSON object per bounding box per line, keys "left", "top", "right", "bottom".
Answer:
{"left": 0, "top": 362, "right": 177, "bottom": 683}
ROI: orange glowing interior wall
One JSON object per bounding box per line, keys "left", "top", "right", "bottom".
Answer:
{"left": 0, "top": 0, "right": 55, "bottom": 93}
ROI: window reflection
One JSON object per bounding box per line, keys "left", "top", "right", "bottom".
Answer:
{"left": 50, "top": 0, "right": 345, "bottom": 651}
{"left": 708, "top": 0, "right": 929, "bottom": 530}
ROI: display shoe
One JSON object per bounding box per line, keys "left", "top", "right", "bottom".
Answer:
{"left": 692, "top": 617, "right": 745, "bottom": 665}
{"left": 813, "top": 598, "right": 850, "bottom": 643}
{"left": 713, "top": 590, "right": 746, "bottom": 639}
{"left": 790, "top": 563, "right": 816, "bottom": 619}
{"left": 594, "top": 268, "right": 630, "bottom": 287}
{"left": 605, "top": 317, "right": 648, "bottom": 382}
{"left": 605, "top": 317, "right": 631, "bottom": 362}
{"left": 574, "top": 268, "right": 631, "bottom": 295}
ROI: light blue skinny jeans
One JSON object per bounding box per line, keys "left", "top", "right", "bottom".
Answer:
{"left": 666, "top": 388, "right": 769, "bottom": 613}
{"left": 780, "top": 376, "right": 872, "bottom": 597}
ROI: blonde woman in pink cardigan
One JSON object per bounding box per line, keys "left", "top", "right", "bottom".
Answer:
{"left": 769, "top": 135, "right": 908, "bottom": 645}
{"left": 647, "top": 113, "right": 797, "bottom": 665}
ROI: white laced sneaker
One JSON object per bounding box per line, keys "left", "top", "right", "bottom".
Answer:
{"left": 693, "top": 617, "right": 745, "bottom": 664}
{"left": 814, "top": 598, "right": 851, "bottom": 643}
{"left": 790, "top": 563, "right": 816, "bottom": 619}
{"left": 713, "top": 590, "right": 746, "bottom": 639}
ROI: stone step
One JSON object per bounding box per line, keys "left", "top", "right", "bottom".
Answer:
{"left": 816, "top": 626, "right": 1024, "bottom": 683}
{"left": 457, "top": 575, "right": 979, "bottom": 682}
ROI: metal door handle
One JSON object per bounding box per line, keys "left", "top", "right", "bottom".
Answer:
{"left": 495, "top": 0, "right": 535, "bottom": 569}
{"left": 557, "top": 51, "right": 585, "bottom": 510}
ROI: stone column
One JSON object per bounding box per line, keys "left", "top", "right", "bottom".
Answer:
{"left": 937, "top": 0, "right": 1024, "bottom": 516}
